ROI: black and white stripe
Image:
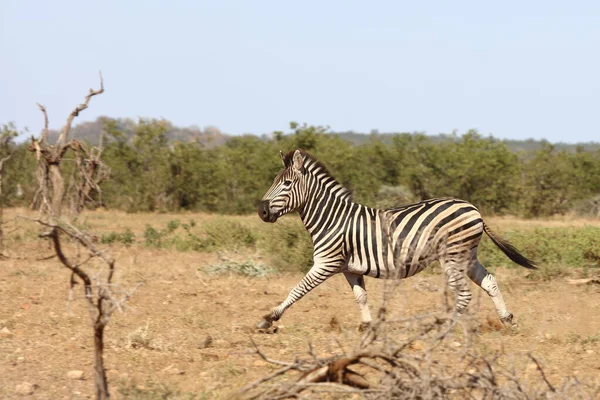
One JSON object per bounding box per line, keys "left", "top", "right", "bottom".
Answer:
{"left": 257, "top": 150, "right": 536, "bottom": 329}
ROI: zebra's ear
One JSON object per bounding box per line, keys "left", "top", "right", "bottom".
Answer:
{"left": 279, "top": 150, "right": 285, "bottom": 166}
{"left": 292, "top": 150, "right": 305, "bottom": 171}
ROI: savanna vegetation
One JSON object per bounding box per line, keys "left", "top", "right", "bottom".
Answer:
{"left": 2, "top": 115, "right": 600, "bottom": 398}
{"left": 3, "top": 208, "right": 600, "bottom": 399}
{"left": 2, "top": 119, "right": 600, "bottom": 218}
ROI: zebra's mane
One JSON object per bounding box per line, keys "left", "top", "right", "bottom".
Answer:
{"left": 282, "top": 150, "right": 353, "bottom": 202}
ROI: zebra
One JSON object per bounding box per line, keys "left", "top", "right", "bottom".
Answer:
{"left": 257, "top": 150, "right": 536, "bottom": 330}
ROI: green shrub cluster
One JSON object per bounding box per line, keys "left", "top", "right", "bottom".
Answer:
{"left": 3, "top": 120, "right": 600, "bottom": 218}
{"left": 478, "top": 225, "right": 600, "bottom": 281}
{"left": 479, "top": 226, "right": 600, "bottom": 269}
{"left": 100, "top": 228, "right": 136, "bottom": 246}
{"left": 141, "top": 219, "right": 259, "bottom": 252}
{"left": 136, "top": 217, "right": 312, "bottom": 272}
{"left": 118, "top": 217, "right": 600, "bottom": 276}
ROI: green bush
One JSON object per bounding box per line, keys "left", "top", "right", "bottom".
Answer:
{"left": 132, "top": 216, "right": 600, "bottom": 276}
{"left": 142, "top": 218, "right": 259, "bottom": 252}
{"left": 143, "top": 225, "right": 164, "bottom": 247}
{"left": 101, "top": 228, "right": 136, "bottom": 246}
{"left": 261, "top": 219, "right": 314, "bottom": 272}
{"left": 478, "top": 226, "right": 600, "bottom": 271}
{"left": 201, "top": 219, "right": 258, "bottom": 250}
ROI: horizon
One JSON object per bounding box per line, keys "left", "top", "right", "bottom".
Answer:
{"left": 13, "top": 116, "right": 600, "bottom": 147}
{"left": 2, "top": 1, "right": 599, "bottom": 144}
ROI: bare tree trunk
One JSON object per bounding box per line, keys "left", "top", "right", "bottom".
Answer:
{"left": 94, "top": 323, "right": 109, "bottom": 399}
{"left": 49, "top": 163, "right": 65, "bottom": 218}
{"left": 25, "top": 73, "right": 129, "bottom": 400}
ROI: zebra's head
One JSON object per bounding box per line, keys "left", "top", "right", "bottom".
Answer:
{"left": 258, "top": 150, "right": 306, "bottom": 223}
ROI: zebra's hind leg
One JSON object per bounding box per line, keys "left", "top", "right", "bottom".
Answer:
{"left": 343, "top": 272, "right": 372, "bottom": 331}
{"left": 467, "top": 260, "right": 516, "bottom": 328}
{"left": 442, "top": 260, "right": 472, "bottom": 315}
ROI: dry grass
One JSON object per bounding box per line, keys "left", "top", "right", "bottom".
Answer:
{"left": 0, "top": 208, "right": 599, "bottom": 399}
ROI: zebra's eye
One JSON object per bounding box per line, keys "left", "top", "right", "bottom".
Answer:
{"left": 283, "top": 180, "right": 292, "bottom": 186}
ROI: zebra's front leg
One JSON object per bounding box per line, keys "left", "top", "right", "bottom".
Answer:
{"left": 343, "top": 272, "right": 372, "bottom": 331}
{"left": 257, "top": 262, "right": 339, "bottom": 329}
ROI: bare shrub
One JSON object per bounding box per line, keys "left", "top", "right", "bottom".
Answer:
{"left": 206, "top": 253, "right": 275, "bottom": 277}
{"left": 236, "top": 257, "right": 599, "bottom": 400}
{"left": 20, "top": 73, "right": 140, "bottom": 400}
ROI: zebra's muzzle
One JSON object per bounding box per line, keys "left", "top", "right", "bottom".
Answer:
{"left": 258, "top": 200, "right": 278, "bottom": 223}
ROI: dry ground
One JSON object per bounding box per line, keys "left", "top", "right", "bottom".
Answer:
{"left": 1, "top": 209, "right": 599, "bottom": 399}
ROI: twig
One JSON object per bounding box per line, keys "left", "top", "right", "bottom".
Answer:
{"left": 528, "top": 354, "right": 556, "bottom": 392}
{"left": 57, "top": 71, "right": 104, "bottom": 147}
{"left": 249, "top": 337, "right": 295, "bottom": 367}
{"left": 36, "top": 103, "right": 49, "bottom": 143}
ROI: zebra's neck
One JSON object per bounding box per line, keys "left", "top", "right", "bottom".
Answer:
{"left": 298, "top": 166, "right": 356, "bottom": 237}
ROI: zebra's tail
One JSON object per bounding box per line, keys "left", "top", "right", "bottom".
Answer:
{"left": 482, "top": 222, "right": 537, "bottom": 270}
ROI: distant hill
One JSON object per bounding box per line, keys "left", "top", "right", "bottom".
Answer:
{"left": 46, "top": 117, "right": 230, "bottom": 148}
{"left": 331, "top": 130, "right": 600, "bottom": 152}
{"left": 44, "top": 117, "right": 600, "bottom": 152}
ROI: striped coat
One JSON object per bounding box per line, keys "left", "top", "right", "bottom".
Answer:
{"left": 257, "top": 150, "right": 535, "bottom": 329}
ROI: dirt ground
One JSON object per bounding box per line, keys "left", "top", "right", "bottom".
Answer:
{"left": 1, "top": 211, "right": 600, "bottom": 399}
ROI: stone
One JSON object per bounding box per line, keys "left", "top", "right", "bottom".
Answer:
{"left": 411, "top": 340, "right": 425, "bottom": 351}
{"left": 15, "top": 382, "right": 35, "bottom": 395}
{"left": 168, "top": 368, "right": 185, "bottom": 375}
{"left": 253, "top": 360, "right": 267, "bottom": 367}
{"left": 67, "top": 370, "right": 85, "bottom": 380}
{"left": 197, "top": 335, "right": 213, "bottom": 349}
{"left": 214, "top": 339, "right": 230, "bottom": 348}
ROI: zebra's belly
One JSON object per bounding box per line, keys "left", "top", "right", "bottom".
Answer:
{"left": 347, "top": 246, "right": 436, "bottom": 279}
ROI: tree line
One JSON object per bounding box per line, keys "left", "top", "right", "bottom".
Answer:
{"left": 1, "top": 119, "right": 600, "bottom": 218}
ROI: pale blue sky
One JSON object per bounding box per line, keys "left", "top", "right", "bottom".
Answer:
{"left": 1, "top": 1, "right": 599, "bottom": 142}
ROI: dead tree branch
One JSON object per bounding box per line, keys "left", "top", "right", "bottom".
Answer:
{"left": 36, "top": 102, "right": 49, "bottom": 143}
{"left": 24, "top": 75, "right": 139, "bottom": 400}
{"left": 236, "top": 261, "right": 599, "bottom": 400}
{"left": 57, "top": 71, "right": 104, "bottom": 148}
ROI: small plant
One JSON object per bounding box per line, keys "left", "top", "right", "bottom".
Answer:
{"left": 117, "top": 381, "right": 200, "bottom": 400}
{"left": 101, "top": 231, "right": 118, "bottom": 244}
{"left": 143, "top": 225, "right": 165, "bottom": 248}
{"left": 127, "top": 320, "right": 171, "bottom": 351}
{"left": 101, "top": 228, "right": 136, "bottom": 246}
{"left": 121, "top": 228, "right": 135, "bottom": 245}
{"left": 205, "top": 254, "right": 275, "bottom": 277}
{"left": 582, "top": 333, "right": 600, "bottom": 345}
{"left": 127, "top": 324, "right": 153, "bottom": 350}
{"left": 166, "top": 219, "right": 180, "bottom": 232}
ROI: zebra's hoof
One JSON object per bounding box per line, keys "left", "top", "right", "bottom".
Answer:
{"left": 257, "top": 319, "right": 273, "bottom": 329}
{"left": 358, "top": 322, "right": 371, "bottom": 332}
{"left": 500, "top": 313, "right": 517, "bottom": 329}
